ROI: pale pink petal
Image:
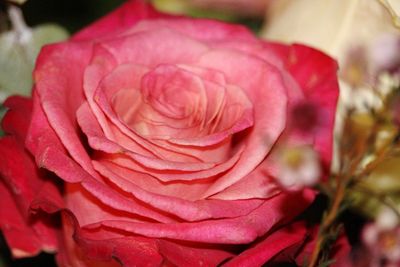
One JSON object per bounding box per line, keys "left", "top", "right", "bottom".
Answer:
{"left": 212, "top": 164, "right": 280, "bottom": 200}
{"left": 93, "top": 160, "right": 212, "bottom": 201}
{"left": 102, "top": 146, "right": 242, "bottom": 182}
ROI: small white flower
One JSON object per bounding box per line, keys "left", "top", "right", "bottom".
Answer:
{"left": 277, "top": 146, "right": 321, "bottom": 190}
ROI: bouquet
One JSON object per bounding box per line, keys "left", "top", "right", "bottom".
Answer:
{"left": 0, "top": 0, "right": 399, "bottom": 266}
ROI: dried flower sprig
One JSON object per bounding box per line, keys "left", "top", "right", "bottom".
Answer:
{"left": 307, "top": 33, "right": 400, "bottom": 266}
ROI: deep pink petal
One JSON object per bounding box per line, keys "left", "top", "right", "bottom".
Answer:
{"left": 32, "top": 196, "right": 165, "bottom": 267}
{"left": 158, "top": 240, "right": 233, "bottom": 267}
{"left": 224, "top": 223, "right": 307, "bottom": 266}
{"left": 1, "top": 96, "right": 32, "bottom": 142}
{"left": 0, "top": 181, "right": 42, "bottom": 258}
{"left": 72, "top": 0, "right": 169, "bottom": 41}
{"left": 264, "top": 43, "right": 339, "bottom": 166}
{"left": 0, "top": 137, "right": 58, "bottom": 257}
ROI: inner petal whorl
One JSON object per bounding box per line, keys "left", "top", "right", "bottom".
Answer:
{"left": 140, "top": 65, "right": 207, "bottom": 122}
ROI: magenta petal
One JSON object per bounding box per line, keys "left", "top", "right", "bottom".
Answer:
{"left": 265, "top": 43, "right": 339, "bottom": 166}
{"left": 224, "top": 223, "right": 307, "bottom": 267}
{"left": 31, "top": 187, "right": 166, "bottom": 267}
{"left": 158, "top": 239, "right": 233, "bottom": 266}
{"left": 0, "top": 137, "right": 58, "bottom": 257}
{"left": 72, "top": 0, "right": 168, "bottom": 41}
{"left": 69, "top": 217, "right": 164, "bottom": 267}
{"left": 1, "top": 96, "right": 32, "bottom": 142}
{"left": 0, "top": 181, "right": 42, "bottom": 258}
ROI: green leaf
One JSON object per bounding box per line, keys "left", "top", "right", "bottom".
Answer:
{"left": 0, "top": 23, "right": 68, "bottom": 101}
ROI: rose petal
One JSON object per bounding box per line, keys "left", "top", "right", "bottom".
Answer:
{"left": 265, "top": 43, "right": 339, "bottom": 166}
{"left": 34, "top": 42, "right": 99, "bottom": 178}
{"left": 224, "top": 223, "right": 307, "bottom": 266}
{"left": 0, "top": 137, "right": 58, "bottom": 257}
{"left": 1, "top": 96, "right": 32, "bottom": 141}
{"left": 93, "top": 160, "right": 264, "bottom": 221}
{"left": 84, "top": 190, "right": 314, "bottom": 244}
{"left": 93, "top": 160, "right": 212, "bottom": 201}
{"left": 0, "top": 181, "right": 42, "bottom": 258}
{"left": 157, "top": 239, "right": 233, "bottom": 266}
{"left": 197, "top": 49, "right": 288, "bottom": 198}
{"left": 72, "top": 0, "right": 169, "bottom": 42}
{"left": 126, "top": 18, "right": 256, "bottom": 43}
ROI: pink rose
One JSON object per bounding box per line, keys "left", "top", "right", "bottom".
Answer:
{"left": 0, "top": 1, "right": 339, "bottom": 266}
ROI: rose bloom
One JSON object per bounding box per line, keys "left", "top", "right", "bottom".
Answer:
{"left": 0, "top": 1, "right": 341, "bottom": 266}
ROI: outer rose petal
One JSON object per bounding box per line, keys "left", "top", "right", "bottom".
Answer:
{"left": 294, "top": 226, "right": 351, "bottom": 266}
{"left": 33, "top": 42, "right": 99, "bottom": 178}
{"left": 0, "top": 176, "right": 43, "bottom": 257}
{"left": 83, "top": 190, "right": 314, "bottom": 244}
{"left": 224, "top": 222, "right": 307, "bottom": 267}
{"left": 0, "top": 97, "right": 59, "bottom": 258}
{"left": 157, "top": 240, "right": 233, "bottom": 266}
{"left": 72, "top": 0, "right": 169, "bottom": 41}
{"left": 264, "top": 43, "right": 339, "bottom": 166}
{"left": 1, "top": 96, "right": 32, "bottom": 141}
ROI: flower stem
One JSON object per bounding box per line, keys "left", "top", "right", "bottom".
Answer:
{"left": 307, "top": 175, "right": 346, "bottom": 267}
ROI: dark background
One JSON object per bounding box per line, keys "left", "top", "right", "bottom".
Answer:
{"left": 22, "top": 0, "right": 125, "bottom": 34}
